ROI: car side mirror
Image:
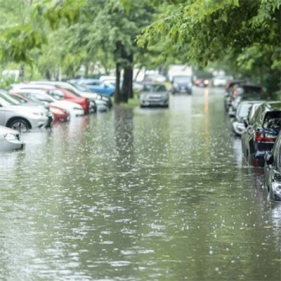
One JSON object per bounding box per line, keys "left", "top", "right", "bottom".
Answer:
{"left": 243, "top": 118, "right": 249, "bottom": 128}
{"left": 265, "top": 151, "right": 274, "bottom": 166}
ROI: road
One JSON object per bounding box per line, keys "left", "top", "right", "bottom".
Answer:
{"left": 0, "top": 87, "right": 280, "bottom": 281}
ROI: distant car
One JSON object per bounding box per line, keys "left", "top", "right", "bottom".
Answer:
{"left": 0, "top": 125, "right": 25, "bottom": 151}
{"left": 75, "top": 79, "right": 115, "bottom": 97}
{"left": 0, "top": 91, "right": 50, "bottom": 132}
{"left": 143, "top": 74, "right": 166, "bottom": 83}
{"left": 193, "top": 77, "right": 209, "bottom": 87}
{"left": 229, "top": 84, "right": 264, "bottom": 112}
{"left": 264, "top": 131, "right": 281, "bottom": 201}
{"left": 241, "top": 101, "right": 281, "bottom": 166}
{"left": 171, "top": 75, "right": 193, "bottom": 95}
{"left": 140, "top": 83, "right": 169, "bottom": 108}
{"left": 29, "top": 81, "right": 111, "bottom": 110}
{"left": 212, "top": 75, "right": 231, "bottom": 87}
{"left": 230, "top": 101, "right": 264, "bottom": 136}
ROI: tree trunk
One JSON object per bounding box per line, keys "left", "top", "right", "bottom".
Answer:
{"left": 114, "top": 62, "right": 121, "bottom": 104}
{"left": 121, "top": 52, "right": 133, "bottom": 102}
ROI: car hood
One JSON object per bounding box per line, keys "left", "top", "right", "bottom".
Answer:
{"left": 51, "top": 100, "right": 83, "bottom": 110}
{"left": 0, "top": 104, "right": 46, "bottom": 113}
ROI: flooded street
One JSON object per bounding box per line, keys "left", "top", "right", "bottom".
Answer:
{"left": 0, "top": 88, "right": 280, "bottom": 281}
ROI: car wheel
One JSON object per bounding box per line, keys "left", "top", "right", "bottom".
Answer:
{"left": 7, "top": 118, "right": 30, "bottom": 133}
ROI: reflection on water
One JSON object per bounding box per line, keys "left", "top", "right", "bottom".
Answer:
{"left": 0, "top": 89, "right": 280, "bottom": 281}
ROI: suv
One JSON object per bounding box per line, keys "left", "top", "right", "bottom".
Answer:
{"left": 241, "top": 101, "right": 281, "bottom": 166}
{"left": 171, "top": 75, "right": 193, "bottom": 95}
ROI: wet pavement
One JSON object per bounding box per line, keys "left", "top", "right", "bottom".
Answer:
{"left": 0, "top": 87, "right": 280, "bottom": 281}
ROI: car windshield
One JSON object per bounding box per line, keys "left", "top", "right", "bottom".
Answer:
{"left": 143, "top": 84, "right": 167, "bottom": 92}
{"left": 0, "top": 92, "right": 20, "bottom": 106}
{"left": 173, "top": 76, "right": 192, "bottom": 83}
{"left": 47, "top": 90, "right": 64, "bottom": 100}
{"left": 70, "top": 83, "right": 88, "bottom": 92}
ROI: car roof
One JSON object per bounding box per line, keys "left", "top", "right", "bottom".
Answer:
{"left": 237, "top": 84, "right": 263, "bottom": 89}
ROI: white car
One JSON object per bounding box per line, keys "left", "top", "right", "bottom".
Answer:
{"left": 29, "top": 81, "right": 111, "bottom": 111}
{"left": 0, "top": 92, "right": 50, "bottom": 132}
{"left": 212, "top": 76, "right": 232, "bottom": 87}
{"left": 140, "top": 83, "right": 169, "bottom": 108}
{"left": 11, "top": 89, "right": 85, "bottom": 117}
{"left": 0, "top": 125, "right": 25, "bottom": 151}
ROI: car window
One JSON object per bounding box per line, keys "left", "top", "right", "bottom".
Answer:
{"left": 237, "top": 103, "right": 253, "bottom": 119}
{"left": 47, "top": 90, "right": 64, "bottom": 100}
{"left": 263, "top": 112, "right": 281, "bottom": 129}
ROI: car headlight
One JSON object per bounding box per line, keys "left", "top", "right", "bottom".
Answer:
{"left": 4, "top": 133, "right": 17, "bottom": 141}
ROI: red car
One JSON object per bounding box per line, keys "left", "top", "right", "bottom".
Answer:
{"left": 53, "top": 88, "right": 91, "bottom": 114}
{"left": 9, "top": 92, "right": 70, "bottom": 122}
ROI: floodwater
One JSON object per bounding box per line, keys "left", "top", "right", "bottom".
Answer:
{"left": 0, "top": 88, "right": 280, "bottom": 281}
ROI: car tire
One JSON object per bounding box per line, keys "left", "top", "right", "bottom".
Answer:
{"left": 7, "top": 118, "right": 30, "bottom": 133}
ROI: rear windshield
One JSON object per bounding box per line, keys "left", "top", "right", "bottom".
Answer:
{"left": 263, "top": 111, "right": 281, "bottom": 129}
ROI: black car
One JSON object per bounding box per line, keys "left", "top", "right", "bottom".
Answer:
{"left": 264, "top": 130, "right": 281, "bottom": 201}
{"left": 241, "top": 101, "right": 281, "bottom": 166}
{"left": 171, "top": 75, "right": 192, "bottom": 95}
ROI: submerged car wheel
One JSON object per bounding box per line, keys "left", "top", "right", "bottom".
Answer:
{"left": 8, "top": 118, "right": 30, "bottom": 133}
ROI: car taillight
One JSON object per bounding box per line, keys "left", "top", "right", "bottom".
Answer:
{"left": 255, "top": 131, "right": 276, "bottom": 142}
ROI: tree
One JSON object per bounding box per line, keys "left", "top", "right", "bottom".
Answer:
{"left": 122, "top": 0, "right": 281, "bottom": 94}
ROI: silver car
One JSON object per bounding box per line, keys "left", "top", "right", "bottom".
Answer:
{"left": 0, "top": 91, "right": 50, "bottom": 132}
{"left": 140, "top": 83, "right": 169, "bottom": 108}
{"left": 0, "top": 125, "right": 25, "bottom": 151}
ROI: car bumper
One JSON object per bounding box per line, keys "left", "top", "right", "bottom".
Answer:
{"left": 0, "top": 139, "right": 25, "bottom": 151}
{"left": 140, "top": 99, "right": 169, "bottom": 107}
{"left": 29, "top": 116, "right": 50, "bottom": 129}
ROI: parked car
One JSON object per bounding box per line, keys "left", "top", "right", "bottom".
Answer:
{"left": 264, "top": 131, "right": 281, "bottom": 201}
{"left": 0, "top": 125, "right": 25, "bottom": 151}
{"left": 11, "top": 84, "right": 95, "bottom": 114}
{"left": 10, "top": 92, "right": 70, "bottom": 123}
{"left": 193, "top": 77, "right": 209, "bottom": 87}
{"left": 29, "top": 81, "right": 111, "bottom": 110}
{"left": 0, "top": 91, "right": 50, "bottom": 132}
{"left": 10, "top": 89, "right": 85, "bottom": 117}
{"left": 171, "top": 75, "right": 193, "bottom": 95}
{"left": 229, "top": 84, "right": 264, "bottom": 112}
{"left": 241, "top": 101, "right": 281, "bottom": 166}
{"left": 143, "top": 74, "right": 166, "bottom": 83}
{"left": 140, "top": 83, "right": 169, "bottom": 108}
{"left": 75, "top": 79, "right": 115, "bottom": 97}
{"left": 230, "top": 101, "right": 264, "bottom": 136}
{"left": 212, "top": 75, "right": 231, "bottom": 87}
